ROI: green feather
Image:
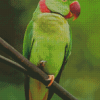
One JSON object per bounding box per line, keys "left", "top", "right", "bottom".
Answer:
{"left": 23, "top": 20, "right": 34, "bottom": 59}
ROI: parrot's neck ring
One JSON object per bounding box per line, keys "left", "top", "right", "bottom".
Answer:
{"left": 39, "top": 0, "right": 51, "bottom": 13}
{"left": 39, "top": 0, "right": 71, "bottom": 19}
{"left": 39, "top": 0, "right": 65, "bottom": 18}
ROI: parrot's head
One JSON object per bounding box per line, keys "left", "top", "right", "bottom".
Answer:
{"left": 39, "top": 0, "right": 80, "bottom": 20}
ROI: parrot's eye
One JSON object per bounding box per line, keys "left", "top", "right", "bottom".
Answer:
{"left": 62, "top": 0, "right": 67, "bottom": 2}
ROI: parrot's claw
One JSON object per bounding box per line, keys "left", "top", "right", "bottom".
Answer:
{"left": 39, "top": 60, "right": 47, "bottom": 67}
{"left": 46, "top": 75, "right": 54, "bottom": 87}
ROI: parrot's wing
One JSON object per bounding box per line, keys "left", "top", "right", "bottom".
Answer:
{"left": 23, "top": 20, "right": 34, "bottom": 100}
{"left": 59, "top": 26, "right": 72, "bottom": 71}
{"left": 47, "top": 27, "right": 72, "bottom": 100}
{"left": 23, "top": 20, "right": 34, "bottom": 59}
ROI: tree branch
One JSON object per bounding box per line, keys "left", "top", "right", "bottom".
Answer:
{"left": 0, "top": 55, "right": 27, "bottom": 74}
{"left": 0, "top": 37, "right": 78, "bottom": 100}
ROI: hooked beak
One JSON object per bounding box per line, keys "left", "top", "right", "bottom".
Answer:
{"left": 65, "top": 1, "right": 81, "bottom": 21}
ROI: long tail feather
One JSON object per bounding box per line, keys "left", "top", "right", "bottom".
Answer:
{"left": 29, "top": 77, "right": 49, "bottom": 100}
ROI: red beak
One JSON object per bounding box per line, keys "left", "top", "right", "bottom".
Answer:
{"left": 65, "top": 1, "right": 81, "bottom": 21}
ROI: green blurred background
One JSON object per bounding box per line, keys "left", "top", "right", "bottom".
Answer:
{"left": 0, "top": 0, "right": 100, "bottom": 100}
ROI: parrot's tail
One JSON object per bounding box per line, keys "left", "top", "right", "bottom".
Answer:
{"left": 29, "top": 77, "right": 49, "bottom": 100}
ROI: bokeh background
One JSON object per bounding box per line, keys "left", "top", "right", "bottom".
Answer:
{"left": 0, "top": 0, "right": 100, "bottom": 100}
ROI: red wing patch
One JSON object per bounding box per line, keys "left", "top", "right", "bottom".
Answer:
{"left": 43, "top": 90, "right": 49, "bottom": 100}
{"left": 29, "top": 89, "right": 33, "bottom": 100}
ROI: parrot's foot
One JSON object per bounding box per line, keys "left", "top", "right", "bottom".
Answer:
{"left": 37, "top": 60, "right": 47, "bottom": 70}
{"left": 46, "top": 75, "right": 54, "bottom": 87}
{"left": 39, "top": 60, "right": 47, "bottom": 67}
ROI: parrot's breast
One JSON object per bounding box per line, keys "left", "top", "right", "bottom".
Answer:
{"left": 30, "top": 13, "right": 70, "bottom": 77}
{"left": 34, "top": 13, "right": 70, "bottom": 43}
{"left": 30, "top": 38, "right": 65, "bottom": 77}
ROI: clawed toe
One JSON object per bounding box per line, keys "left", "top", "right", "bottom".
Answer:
{"left": 46, "top": 75, "right": 54, "bottom": 87}
{"left": 39, "top": 60, "right": 47, "bottom": 67}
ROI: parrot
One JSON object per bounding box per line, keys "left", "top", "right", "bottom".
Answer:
{"left": 23, "top": 0, "right": 80, "bottom": 100}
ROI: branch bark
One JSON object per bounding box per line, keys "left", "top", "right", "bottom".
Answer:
{"left": 0, "top": 55, "right": 27, "bottom": 74}
{"left": 0, "top": 37, "right": 78, "bottom": 100}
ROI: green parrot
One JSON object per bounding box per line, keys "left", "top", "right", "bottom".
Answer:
{"left": 23, "top": 0, "right": 80, "bottom": 100}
